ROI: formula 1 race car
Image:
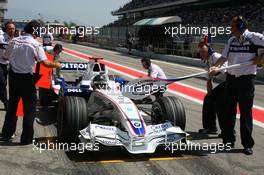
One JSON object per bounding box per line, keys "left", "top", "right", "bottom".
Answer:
{"left": 39, "top": 57, "right": 188, "bottom": 154}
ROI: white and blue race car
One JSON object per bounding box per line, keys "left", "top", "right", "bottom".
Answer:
{"left": 41, "top": 57, "right": 188, "bottom": 154}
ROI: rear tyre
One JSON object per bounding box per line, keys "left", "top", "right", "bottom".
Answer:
{"left": 57, "top": 96, "right": 89, "bottom": 143}
{"left": 151, "top": 96, "right": 186, "bottom": 130}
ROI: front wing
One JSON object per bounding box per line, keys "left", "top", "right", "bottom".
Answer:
{"left": 79, "top": 122, "right": 188, "bottom": 154}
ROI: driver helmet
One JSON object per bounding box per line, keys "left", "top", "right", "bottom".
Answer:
{"left": 92, "top": 74, "right": 108, "bottom": 89}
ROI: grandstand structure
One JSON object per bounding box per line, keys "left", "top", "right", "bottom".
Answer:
{"left": 93, "top": 0, "right": 264, "bottom": 56}
{"left": 0, "top": 0, "right": 8, "bottom": 23}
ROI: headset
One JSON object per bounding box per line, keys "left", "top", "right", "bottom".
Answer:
{"left": 207, "top": 47, "right": 215, "bottom": 56}
{"left": 236, "top": 16, "right": 248, "bottom": 33}
{"left": 198, "top": 34, "right": 215, "bottom": 56}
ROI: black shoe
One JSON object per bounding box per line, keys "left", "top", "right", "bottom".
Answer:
{"left": 0, "top": 133, "right": 16, "bottom": 142}
{"left": 198, "top": 128, "right": 218, "bottom": 134}
{"left": 20, "top": 139, "right": 33, "bottom": 145}
{"left": 0, "top": 136, "right": 12, "bottom": 142}
{"left": 244, "top": 148, "right": 253, "bottom": 155}
{"left": 20, "top": 141, "right": 32, "bottom": 145}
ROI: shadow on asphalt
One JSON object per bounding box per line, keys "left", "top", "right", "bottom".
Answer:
{"left": 65, "top": 144, "right": 208, "bottom": 163}
{"left": 215, "top": 148, "right": 245, "bottom": 154}
{"left": 0, "top": 141, "right": 21, "bottom": 146}
{"left": 186, "top": 131, "right": 221, "bottom": 140}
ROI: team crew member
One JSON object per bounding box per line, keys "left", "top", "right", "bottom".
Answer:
{"left": 43, "top": 44, "right": 63, "bottom": 61}
{"left": 42, "top": 30, "right": 54, "bottom": 46}
{"left": 141, "top": 57, "right": 167, "bottom": 79}
{"left": 1, "top": 20, "right": 61, "bottom": 145}
{"left": 209, "top": 16, "right": 264, "bottom": 155}
{"left": 0, "top": 22, "right": 16, "bottom": 110}
{"left": 44, "top": 44, "right": 63, "bottom": 75}
{"left": 127, "top": 32, "right": 133, "bottom": 54}
{"left": 198, "top": 44, "right": 227, "bottom": 136}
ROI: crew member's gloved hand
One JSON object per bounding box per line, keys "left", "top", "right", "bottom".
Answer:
{"left": 54, "top": 62, "right": 62, "bottom": 69}
{"left": 209, "top": 66, "right": 220, "bottom": 78}
{"left": 252, "top": 56, "right": 263, "bottom": 65}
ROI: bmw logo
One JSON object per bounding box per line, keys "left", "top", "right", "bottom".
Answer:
{"left": 133, "top": 122, "right": 142, "bottom": 128}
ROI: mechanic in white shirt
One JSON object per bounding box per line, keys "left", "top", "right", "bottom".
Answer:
{"left": 42, "top": 30, "right": 54, "bottom": 46}
{"left": 1, "top": 20, "right": 61, "bottom": 145}
{"left": 0, "top": 21, "right": 16, "bottom": 110}
{"left": 43, "top": 44, "right": 63, "bottom": 62}
{"left": 141, "top": 57, "right": 167, "bottom": 79}
{"left": 198, "top": 44, "right": 227, "bottom": 137}
{"left": 209, "top": 16, "right": 264, "bottom": 155}
{"left": 44, "top": 44, "right": 63, "bottom": 76}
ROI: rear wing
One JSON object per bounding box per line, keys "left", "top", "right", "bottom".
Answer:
{"left": 60, "top": 61, "right": 108, "bottom": 75}
{"left": 60, "top": 62, "right": 88, "bottom": 72}
{"left": 90, "top": 56, "right": 104, "bottom": 62}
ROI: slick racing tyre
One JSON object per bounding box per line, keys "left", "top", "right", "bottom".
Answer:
{"left": 151, "top": 96, "right": 186, "bottom": 130}
{"left": 57, "top": 96, "right": 89, "bottom": 143}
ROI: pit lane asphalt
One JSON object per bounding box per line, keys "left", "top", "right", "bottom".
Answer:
{"left": 0, "top": 42, "right": 263, "bottom": 175}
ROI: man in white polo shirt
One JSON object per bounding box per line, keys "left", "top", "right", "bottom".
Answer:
{"left": 198, "top": 44, "right": 227, "bottom": 137}
{"left": 141, "top": 57, "right": 167, "bottom": 79}
{"left": 43, "top": 43, "right": 63, "bottom": 61}
{"left": 1, "top": 20, "right": 61, "bottom": 145}
{"left": 209, "top": 16, "right": 264, "bottom": 155}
